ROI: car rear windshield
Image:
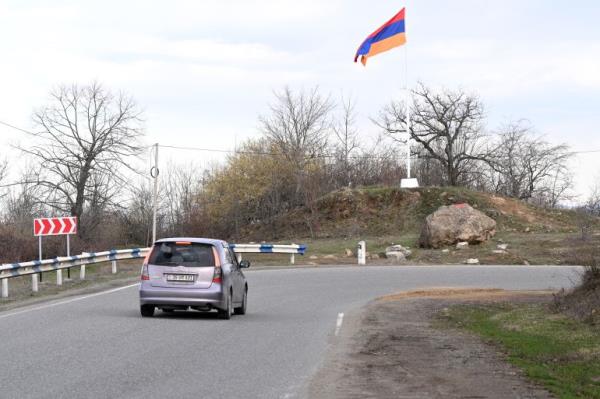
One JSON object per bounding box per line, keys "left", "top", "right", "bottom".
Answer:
{"left": 149, "top": 242, "right": 216, "bottom": 267}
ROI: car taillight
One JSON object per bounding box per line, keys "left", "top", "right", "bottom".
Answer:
{"left": 212, "top": 266, "right": 222, "bottom": 284}
{"left": 211, "top": 246, "right": 222, "bottom": 284}
{"left": 141, "top": 264, "right": 150, "bottom": 281}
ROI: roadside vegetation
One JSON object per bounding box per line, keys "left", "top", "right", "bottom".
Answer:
{"left": 1, "top": 81, "right": 590, "bottom": 266}
{"left": 441, "top": 301, "right": 600, "bottom": 398}
{"left": 440, "top": 263, "right": 600, "bottom": 398}
{"left": 442, "top": 301, "right": 600, "bottom": 398}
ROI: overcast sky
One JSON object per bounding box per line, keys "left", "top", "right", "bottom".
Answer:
{"left": 1, "top": 0, "right": 599, "bottom": 200}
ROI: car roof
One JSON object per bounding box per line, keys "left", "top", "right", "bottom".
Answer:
{"left": 154, "top": 237, "right": 227, "bottom": 246}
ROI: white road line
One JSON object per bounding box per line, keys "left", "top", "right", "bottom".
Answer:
{"left": 334, "top": 312, "right": 344, "bottom": 336}
{"left": 0, "top": 283, "right": 140, "bottom": 320}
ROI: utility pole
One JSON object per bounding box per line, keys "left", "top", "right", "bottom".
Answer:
{"left": 151, "top": 143, "right": 159, "bottom": 244}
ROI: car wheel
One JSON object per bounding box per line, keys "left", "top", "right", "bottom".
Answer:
{"left": 218, "top": 291, "right": 232, "bottom": 320}
{"left": 140, "top": 305, "right": 155, "bottom": 317}
{"left": 234, "top": 287, "right": 247, "bottom": 315}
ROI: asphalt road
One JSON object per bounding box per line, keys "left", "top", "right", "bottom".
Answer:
{"left": 0, "top": 265, "right": 582, "bottom": 399}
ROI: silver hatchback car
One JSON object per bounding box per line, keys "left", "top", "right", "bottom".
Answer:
{"left": 139, "top": 237, "right": 249, "bottom": 319}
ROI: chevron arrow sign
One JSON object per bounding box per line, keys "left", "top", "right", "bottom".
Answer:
{"left": 33, "top": 217, "right": 78, "bottom": 236}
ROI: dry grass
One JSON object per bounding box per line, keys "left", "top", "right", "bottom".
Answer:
{"left": 378, "top": 288, "right": 553, "bottom": 302}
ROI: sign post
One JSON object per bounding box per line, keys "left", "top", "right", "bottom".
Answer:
{"left": 33, "top": 217, "right": 78, "bottom": 288}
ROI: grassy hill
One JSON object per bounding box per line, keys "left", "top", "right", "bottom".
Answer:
{"left": 242, "top": 186, "right": 600, "bottom": 266}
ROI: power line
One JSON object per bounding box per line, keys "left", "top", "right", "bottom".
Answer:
{"left": 2, "top": 117, "right": 600, "bottom": 156}
{"left": 0, "top": 120, "right": 38, "bottom": 136}
{"left": 158, "top": 144, "right": 402, "bottom": 161}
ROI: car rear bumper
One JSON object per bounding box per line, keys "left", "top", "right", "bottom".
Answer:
{"left": 139, "top": 282, "right": 226, "bottom": 309}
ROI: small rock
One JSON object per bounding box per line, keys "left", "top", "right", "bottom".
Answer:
{"left": 466, "top": 258, "right": 480, "bottom": 264}
{"left": 344, "top": 248, "right": 353, "bottom": 257}
{"left": 309, "top": 255, "right": 318, "bottom": 260}
{"left": 523, "top": 260, "right": 530, "bottom": 265}
{"left": 492, "top": 250, "right": 507, "bottom": 255}
{"left": 524, "top": 227, "right": 530, "bottom": 233}
{"left": 456, "top": 241, "right": 469, "bottom": 250}
{"left": 385, "top": 244, "right": 412, "bottom": 260}
{"left": 386, "top": 252, "right": 406, "bottom": 261}
{"left": 442, "top": 249, "right": 450, "bottom": 254}
{"left": 497, "top": 243, "right": 508, "bottom": 250}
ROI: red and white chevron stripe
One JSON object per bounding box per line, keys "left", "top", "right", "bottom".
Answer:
{"left": 33, "top": 217, "right": 78, "bottom": 236}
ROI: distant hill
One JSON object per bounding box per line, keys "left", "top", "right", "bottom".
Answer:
{"left": 243, "top": 186, "right": 592, "bottom": 241}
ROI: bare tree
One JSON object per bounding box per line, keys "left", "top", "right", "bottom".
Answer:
{"left": 3, "top": 167, "right": 45, "bottom": 225}
{"left": 377, "top": 83, "right": 488, "bottom": 186}
{"left": 488, "top": 121, "right": 572, "bottom": 203}
{"left": 259, "top": 86, "right": 334, "bottom": 206}
{"left": 161, "top": 162, "right": 202, "bottom": 236}
{"left": 22, "top": 82, "right": 144, "bottom": 236}
{"left": 122, "top": 180, "right": 154, "bottom": 246}
{"left": 260, "top": 86, "right": 333, "bottom": 163}
{"left": 0, "top": 159, "right": 8, "bottom": 199}
{"left": 332, "top": 95, "right": 359, "bottom": 187}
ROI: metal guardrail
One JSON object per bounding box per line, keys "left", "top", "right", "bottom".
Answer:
{"left": 229, "top": 243, "right": 307, "bottom": 266}
{"left": 0, "top": 243, "right": 306, "bottom": 298}
{"left": 229, "top": 243, "right": 307, "bottom": 254}
{"left": 0, "top": 248, "right": 150, "bottom": 280}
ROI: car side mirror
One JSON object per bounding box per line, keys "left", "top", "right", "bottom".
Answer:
{"left": 239, "top": 260, "right": 251, "bottom": 268}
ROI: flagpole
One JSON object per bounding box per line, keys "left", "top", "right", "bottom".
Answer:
{"left": 405, "top": 40, "right": 411, "bottom": 179}
{"left": 400, "top": 4, "right": 418, "bottom": 188}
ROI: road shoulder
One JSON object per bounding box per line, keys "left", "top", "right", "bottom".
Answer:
{"left": 308, "top": 289, "right": 554, "bottom": 399}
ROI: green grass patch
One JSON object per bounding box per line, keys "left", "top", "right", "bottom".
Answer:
{"left": 440, "top": 303, "right": 600, "bottom": 398}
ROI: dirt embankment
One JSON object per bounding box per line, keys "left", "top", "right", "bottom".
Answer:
{"left": 308, "top": 289, "right": 554, "bottom": 399}
{"left": 244, "top": 186, "right": 591, "bottom": 241}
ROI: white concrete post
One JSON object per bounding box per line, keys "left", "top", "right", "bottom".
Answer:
{"left": 358, "top": 241, "right": 366, "bottom": 265}
{"left": 56, "top": 269, "right": 63, "bottom": 286}
{"left": 32, "top": 274, "right": 39, "bottom": 292}
{"left": 237, "top": 253, "right": 242, "bottom": 263}
{"left": 1, "top": 278, "right": 8, "bottom": 298}
{"left": 290, "top": 253, "right": 295, "bottom": 265}
{"left": 80, "top": 265, "right": 86, "bottom": 280}
{"left": 111, "top": 260, "right": 117, "bottom": 274}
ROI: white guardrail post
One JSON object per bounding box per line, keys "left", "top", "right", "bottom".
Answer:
{"left": 32, "top": 274, "right": 38, "bottom": 292}
{"left": 357, "top": 241, "right": 366, "bottom": 265}
{"left": 1, "top": 278, "right": 7, "bottom": 298}
{"left": 111, "top": 260, "right": 117, "bottom": 274}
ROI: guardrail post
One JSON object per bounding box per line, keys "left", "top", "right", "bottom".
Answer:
{"left": 357, "top": 241, "right": 366, "bottom": 265}
{"left": 1, "top": 278, "right": 8, "bottom": 298}
{"left": 56, "top": 269, "right": 63, "bottom": 286}
{"left": 80, "top": 265, "right": 86, "bottom": 280}
{"left": 290, "top": 253, "right": 295, "bottom": 265}
{"left": 111, "top": 260, "right": 117, "bottom": 274}
{"left": 32, "top": 274, "right": 39, "bottom": 292}
{"left": 237, "top": 253, "right": 242, "bottom": 263}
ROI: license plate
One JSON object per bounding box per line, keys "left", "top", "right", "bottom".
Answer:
{"left": 166, "top": 274, "right": 195, "bottom": 282}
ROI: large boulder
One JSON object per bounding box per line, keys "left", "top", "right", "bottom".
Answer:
{"left": 419, "top": 203, "right": 496, "bottom": 248}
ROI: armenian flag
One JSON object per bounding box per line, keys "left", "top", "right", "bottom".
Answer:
{"left": 354, "top": 8, "right": 406, "bottom": 66}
